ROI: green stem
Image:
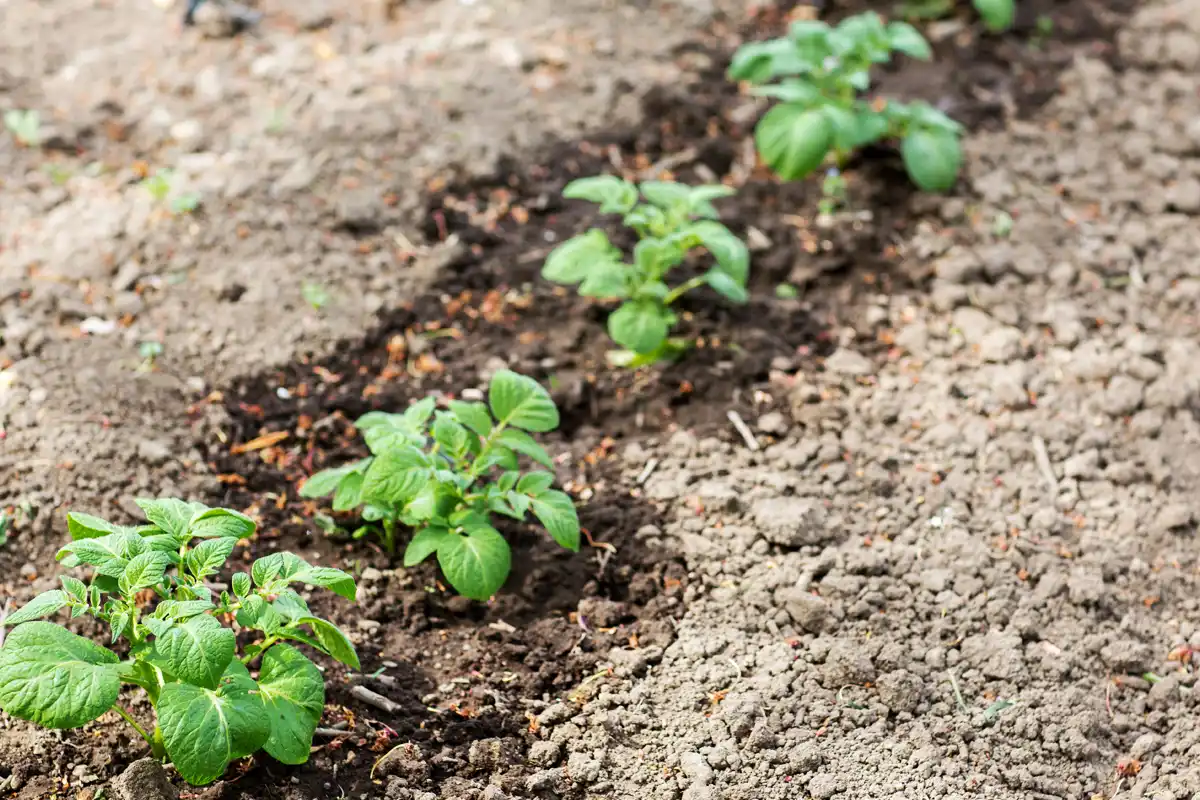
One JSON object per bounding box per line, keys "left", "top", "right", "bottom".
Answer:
{"left": 113, "top": 705, "right": 156, "bottom": 752}
{"left": 241, "top": 636, "right": 279, "bottom": 665}
{"left": 382, "top": 518, "right": 396, "bottom": 553}
{"left": 663, "top": 275, "right": 708, "bottom": 306}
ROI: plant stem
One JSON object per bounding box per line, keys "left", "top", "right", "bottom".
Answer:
{"left": 663, "top": 275, "right": 708, "bottom": 306}
{"left": 113, "top": 705, "right": 155, "bottom": 750}
{"left": 241, "top": 636, "right": 279, "bottom": 665}
{"left": 382, "top": 518, "right": 396, "bottom": 554}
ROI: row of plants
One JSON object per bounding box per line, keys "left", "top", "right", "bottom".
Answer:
{"left": 0, "top": 8, "right": 1018, "bottom": 787}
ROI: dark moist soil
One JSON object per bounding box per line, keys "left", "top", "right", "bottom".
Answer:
{"left": 2, "top": 4, "right": 1134, "bottom": 800}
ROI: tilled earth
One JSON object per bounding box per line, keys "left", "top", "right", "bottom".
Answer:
{"left": 4, "top": 0, "right": 1199, "bottom": 799}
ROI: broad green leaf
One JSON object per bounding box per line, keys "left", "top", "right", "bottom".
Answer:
{"left": 404, "top": 481, "right": 460, "bottom": 523}
{"left": 436, "top": 525, "right": 511, "bottom": 601}
{"left": 578, "top": 260, "right": 631, "bottom": 299}
{"left": 66, "top": 512, "right": 126, "bottom": 541}
{"left": 237, "top": 595, "right": 283, "bottom": 636}
{"left": 475, "top": 446, "right": 520, "bottom": 473}
{"left": 495, "top": 429, "right": 555, "bottom": 468}
{"left": 120, "top": 552, "right": 170, "bottom": 593}
{"left": 901, "top": 129, "right": 962, "bottom": 192}
{"left": 447, "top": 401, "right": 493, "bottom": 438}
{"left": 58, "top": 531, "right": 143, "bottom": 570}
{"left": 153, "top": 599, "right": 217, "bottom": 621}
{"left": 727, "top": 39, "right": 804, "bottom": 83}
{"left": 690, "top": 221, "right": 749, "bottom": 284}
{"left": 686, "top": 184, "right": 736, "bottom": 219}
{"left": 0, "top": 622, "right": 121, "bottom": 728}
{"left": 973, "top": 0, "right": 1015, "bottom": 31}
{"left": 270, "top": 589, "right": 311, "bottom": 622}
{"left": 144, "top": 618, "right": 175, "bottom": 638}
{"left": 253, "top": 552, "right": 309, "bottom": 585}
{"left": 136, "top": 498, "right": 205, "bottom": 539}
{"left": 232, "top": 572, "right": 252, "bottom": 598}
{"left": 362, "top": 445, "right": 431, "bottom": 507}
{"left": 2, "top": 590, "right": 68, "bottom": 626}
{"left": 404, "top": 525, "right": 451, "bottom": 567}
{"left": 277, "top": 629, "right": 325, "bottom": 651}
{"left": 142, "top": 533, "right": 186, "bottom": 558}
{"left": 332, "top": 471, "right": 365, "bottom": 512}
{"left": 516, "top": 471, "right": 556, "bottom": 495}
{"left": 488, "top": 370, "right": 559, "bottom": 433}
{"left": 432, "top": 414, "right": 470, "bottom": 459}
{"left": 189, "top": 508, "right": 256, "bottom": 540}
{"left": 299, "top": 459, "right": 370, "bottom": 499}
{"left": 886, "top": 21, "right": 932, "bottom": 59}
{"left": 110, "top": 611, "right": 132, "bottom": 643}
{"left": 542, "top": 230, "right": 621, "bottom": 285}
{"left": 749, "top": 79, "right": 823, "bottom": 106}
{"left": 153, "top": 614, "right": 235, "bottom": 690}
{"left": 634, "top": 280, "right": 670, "bottom": 302}
{"left": 159, "top": 661, "right": 270, "bottom": 786}
{"left": 633, "top": 238, "right": 685, "bottom": 276}
{"left": 294, "top": 566, "right": 357, "bottom": 602}
{"left": 608, "top": 301, "right": 669, "bottom": 355}
{"left": 562, "top": 175, "right": 638, "bottom": 214}
{"left": 60, "top": 576, "right": 87, "bottom": 601}
{"left": 186, "top": 538, "right": 238, "bottom": 581}
{"left": 299, "top": 617, "right": 359, "bottom": 670}
{"left": 504, "top": 492, "right": 532, "bottom": 517}
{"left": 258, "top": 644, "right": 325, "bottom": 764}
{"left": 639, "top": 181, "right": 692, "bottom": 212}
{"left": 356, "top": 412, "right": 424, "bottom": 455}
{"left": 497, "top": 471, "right": 519, "bottom": 492}
{"left": 530, "top": 490, "right": 581, "bottom": 551}
{"left": 706, "top": 270, "right": 749, "bottom": 303}
{"left": 755, "top": 104, "right": 833, "bottom": 181}
{"left": 402, "top": 396, "right": 437, "bottom": 429}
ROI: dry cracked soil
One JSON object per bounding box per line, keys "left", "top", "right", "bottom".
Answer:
{"left": 3, "top": 0, "right": 1200, "bottom": 799}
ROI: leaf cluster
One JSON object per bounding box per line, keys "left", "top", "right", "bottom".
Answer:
{"left": 0, "top": 500, "right": 359, "bottom": 786}
{"left": 302, "top": 370, "right": 580, "bottom": 601}
{"left": 728, "top": 12, "right": 964, "bottom": 192}
{"left": 541, "top": 176, "right": 750, "bottom": 365}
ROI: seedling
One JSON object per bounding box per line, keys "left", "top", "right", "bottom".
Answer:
{"left": 169, "top": 192, "right": 202, "bottom": 215}
{"left": 4, "top": 109, "right": 40, "bottom": 147}
{"left": 818, "top": 167, "right": 848, "bottom": 216}
{"left": 302, "top": 280, "right": 331, "bottom": 310}
{"left": 301, "top": 370, "right": 580, "bottom": 601}
{"left": 728, "top": 12, "right": 964, "bottom": 192}
{"left": 541, "top": 176, "right": 750, "bottom": 366}
{"left": 0, "top": 500, "right": 359, "bottom": 786}
{"left": 142, "top": 169, "right": 174, "bottom": 203}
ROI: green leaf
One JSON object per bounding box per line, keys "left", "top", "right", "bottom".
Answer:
{"left": 706, "top": 270, "right": 749, "bottom": 303}
{"left": 686, "top": 184, "right": 736, "bottom": 219}
{"left": 973, "top": 0, "right": 1015, "bottom": 31}
{"left": 332, "top": 472, "right": 365, "bottom": 512}
{"left": 66, "top": 512, "right": 126, "bottom": 541}
{"left": 755, "top": 104, "right": 833, "bottom": 181}
{"left": 634, "top": 238, "right": 684, "bottom": 276}
{"left": 362, "top": 445, "right": 432, "bottom": 506}
{"left": 58, "top": 532, "right": 143, "bottom": 572}
{"left": 153, "top": 599, "right": 217, "bottom": 621}
{"left": 886, "top": 21, "right": 932, "bottom": 59}
{"left": 749, "top": 79, "right": 823, "bottom": 106}
{"left": 608, "top": 301, "right": 668, "bottom": 355}
{"left": 494, "top": 429, "right": 554, "bottom": 468}
{"left": 638, "top": 181, "right": 692, "bottom": 211}
{"left": 404, "top": 481, "right": 460, "bottom": 523}
{"left": 2, "top": 590, "right": 69, "bottom": 626}
{"left": 433, "top": 414, "right": 471, "bottom": 459}
{"left": 237, "top": 595, "right": 283, "bottom": 636}
{"left": 357, "top": 412, "right": 425, "bottom": 455}
{"left": 542, "top": 229, "right": 622, "bottom": 285}
{"left": 60, "top": 576, "right": 88, "bottom": 601}
{"left": 578, "top": 261, "right": 631, "bottom": 299}
{"left": 436, "top": 525, "right": 511, "bottom": 601}
{"left": 258, "top": 644, "right": 325, "bottom": 765}
{"left": 529, "top": 490, "right": 581, "bottom": 552}
{"left": 690, "top": 221, "right": 749, "bottom": 284}
{"left": 120, "top": 552, "right": 170, "bottom": 593}
{"left": 516, "top": 471, "right": 556, "bottom": 495}
{"left": 189, "top": 508, "right": 256, "bottom": 540}
{"left": 901, "top": 129, "right": 962, "bottom": 192}
{"left": 185, "top": 538, "right": 238, "bottom": 581}
{"left": 0, "top": 622, "right": 121, "bottom": 728}
{"left": 110, "top": 611, "right": 132, "bottom": 643}
{"left": 404, "top": 525, "right": 451, "bottom": 567}
{"left": 488, "top": 370, "right": 559, "bottom": 432}
{"left": 153, "top": 614, "right": 236, "bottom": 690}
{"left": 232, "top": 572, "right": 252, "bottom": 599}
{"left": 159, "top": 661, "right": 270, "bottom": 786}
{"left": 299, "top": 617, "right": 359, "bottom": 670}
{"left": 447, "top": 401, "right": 493, "bottom": 438}
{"left": 299, "top": 459, "right": 370, "bottom": 499}
{"left": 294, "top": 566, "right": 357, "bottom": 602}
{"left": 136, "top": 498, "right": 205, "bottom": 538}
{"left": 563, "top": 175, "right": 638, "bottom": 214}
{"left": 497, "top": 471, "right": 520, "bottom": 492}
{"left": 270, "top": 589, "right": 311, "bottom": 623}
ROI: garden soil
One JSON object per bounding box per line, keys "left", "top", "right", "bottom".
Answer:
{"left": 4, "top": 0, "right": 1200, "bottom": 799}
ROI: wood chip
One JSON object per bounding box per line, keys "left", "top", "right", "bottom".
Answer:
{"left": 350, "top": 685, "right": 402, "bottom": 714}
{"left": 230, "top": 430, "right": 289, "bottom": 454}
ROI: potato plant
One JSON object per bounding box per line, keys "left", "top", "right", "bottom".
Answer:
{"left": 728, "top": 12, "right": 963, "bottom": 192}
{"left": 301, "top": 369, "right": 580, "bottom": 601}
{"left": 897, "top": 0, "right": 1016, "bottom": 32}
{"left": 0, "top": 500, "right": 359, "bottom": 786}
{"left": 541, "top": 176, "right": 750, "bottom": 366}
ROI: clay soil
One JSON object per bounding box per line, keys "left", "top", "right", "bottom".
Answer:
{"left": 5, "top": 0, "right": 1197, "bottom": 799}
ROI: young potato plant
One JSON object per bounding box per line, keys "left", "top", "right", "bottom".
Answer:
{"left": 541, "top": 176, "right": 750, "bottom": 366}
{"left": 896, "top": 0, "right": 1015, "bottom": 31}
{"left": 0, "top": 500, "right": 359, "bottom": 786}
{"left": 728, "top": 12, "right": 964, "bottom": 193}
{"left": 300, "top": 370, "right": 580, "bottom": 601}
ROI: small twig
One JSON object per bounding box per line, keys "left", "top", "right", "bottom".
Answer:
{"left": 1031, "top": 436, "right": 1057, "bottom": 494}
{"left": 638, "top": 147, "right": 699, "bottom": 180}
{"left": 635, "top": 458, "right": 659, "bottom": 485}
{"left": 1105, "top": 680, "right": 1114, "bottom": 720}
{"left": 946, "top": 670, "right": 968, "bottom": 713}
{"left": 314, "top": 727, "right": 353, "bottom": 738}
{"left": 350, "top": 685, "right": 401, "bottom": 715}
{"left": 726, "top": 410, "right": 760, "bottom": 451}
